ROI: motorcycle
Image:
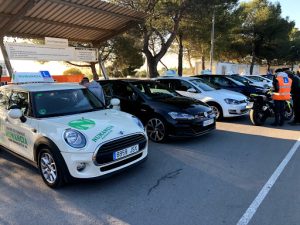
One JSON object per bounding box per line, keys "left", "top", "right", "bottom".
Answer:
{"left": 247, "top": 92, "right": 293, "bottom": 126}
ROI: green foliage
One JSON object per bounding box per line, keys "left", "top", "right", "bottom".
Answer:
{"left": 229, "top": 0, "right": 295, "bottom": 66}
{"left": 63, "top": 67, "right": 83, "bottom": 75}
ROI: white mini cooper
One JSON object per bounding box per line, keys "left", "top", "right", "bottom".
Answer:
{"left": 0, "top": 82, "right": 148, "bottom": 188}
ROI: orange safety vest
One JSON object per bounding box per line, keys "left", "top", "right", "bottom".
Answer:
{"left": 272, "top": 76, "right": 292, "bottom": 101}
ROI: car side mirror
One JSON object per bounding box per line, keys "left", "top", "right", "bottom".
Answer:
{"left": 187, "top": 88, "right": 197, "bottom": 93}
{"left": 110, "top": 98, "right": 120, "bottom": 110}
{"left": 8, "top": 106, "right": 27, "bottom": 123}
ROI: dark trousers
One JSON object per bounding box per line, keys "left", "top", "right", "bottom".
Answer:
{"left": 274, "top": 100, "right": 285, "bottom": 125}
{"left": 293, "top": 96, "right": 300, "bottom": 122}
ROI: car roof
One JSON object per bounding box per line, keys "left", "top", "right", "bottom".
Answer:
{"left": 0, "top": 82, "right": 84, "bottom": 92}
{"left": 156, "top": 76, "right": 197, "bottom": 81}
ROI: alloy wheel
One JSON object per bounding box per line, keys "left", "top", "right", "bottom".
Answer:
{"left": 146, "top": 118, "right": 166, "bottom": 142}
{"left": 40, "top": 153, "right": 58, "bottom": 184}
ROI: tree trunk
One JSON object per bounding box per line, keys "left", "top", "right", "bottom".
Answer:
{"left": 147, "top": 55, "right": 159, "bottom": 78}
{"left": 178, "top": 33, "right": 183, "bottom": 77}
{"left": 267, "top": 61, "right": 271, "bottom": 71}
{"left": 250, "top": 42, "right": 255, "bottom": 75}
{"left": 187, "top": 49, "right": 194, "bottom": 70}
{"left": 90, "top": 62, "right": 99, "bottom": 80}
{"left": 202, "top": 55, "right": 205, "bottom": 70}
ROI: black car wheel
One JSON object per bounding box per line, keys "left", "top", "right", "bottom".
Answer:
{"left": 146, "top": 117, "right": 167, "bottom": 142}
{"left": 38, "top": 148, "right": 65, "bottom": 188}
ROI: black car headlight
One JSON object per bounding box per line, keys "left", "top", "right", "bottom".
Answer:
{"left": 168, "top": 112, "right": 195, "bottom": 120}
{"left": 64, "top": 129, "right": 87, "bottom": 148}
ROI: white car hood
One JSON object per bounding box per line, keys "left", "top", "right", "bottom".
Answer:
{"left": 39, "top": 109, "right": 145, "bottom": 153}
{"left": 204, "top": 89, "right": 247, "bottom": 101}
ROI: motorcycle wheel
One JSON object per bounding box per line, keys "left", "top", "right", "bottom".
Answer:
{"left": 250, "top": 109, "right": 267, "bottom": 126}
{"left": 284, "top": 102, "right": 294, "bottom": 121}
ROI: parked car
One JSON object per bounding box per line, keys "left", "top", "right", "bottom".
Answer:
{"left": 0, "top": 80, "right": 148, "bottom": 188}
{"left": 229, "top": 74, "right": 269, "bottom": 89}
{"left": 195, "top": 75, "right": 266, "bottom": 97}
{"left": 156, "top": 76, "right": 249, "bottom": 120}
{"left": 261, "top": 74, "right": 274, "bottom": 80}
{"left": 99, "top": 79, "right": 216, "bottom": 142}
{"left": 245, "top": 75, "right": 273, "bottom": 88}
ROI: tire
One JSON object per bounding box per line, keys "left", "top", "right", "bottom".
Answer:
{"left": 146, "top": 117, "right": 167, "bottom": 143}
{"left": 284, "top": 102, "right": 293, "bottom": 121}
{"left": 249, "top": 109, "right": 266, "bottom": 126}
{"left": 208, "top": 103, "right": 223, "bottom": 120}
{"left": 38, "top": 148, "right": 65, "bottom": 188}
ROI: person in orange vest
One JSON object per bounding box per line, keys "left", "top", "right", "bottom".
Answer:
{"left": 271, "top": 71, "right": 292, "bottom": 126}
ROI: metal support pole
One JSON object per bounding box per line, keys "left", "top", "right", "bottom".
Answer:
{"left": 209, "top": 8, "right": 215, "bottom": 72}
{"left": 0, "top": 37, "right": 13, "bottom": 77}
{"left": 98, "top": 50, "right": 109, "bottom": 80}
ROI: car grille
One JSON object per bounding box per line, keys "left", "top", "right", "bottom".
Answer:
{"left": 195, "top": 110, "right": 214, "bottom": 119}
{"left": 94, "top": 134, "right": 147, "bottom": 165}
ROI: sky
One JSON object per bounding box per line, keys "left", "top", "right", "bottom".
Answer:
{"left": 243, "top": 0, "right": 300, "bottom": 28}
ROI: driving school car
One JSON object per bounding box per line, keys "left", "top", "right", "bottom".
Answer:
{"left": 0, "top": 73, "right": 148, "bottom": 188}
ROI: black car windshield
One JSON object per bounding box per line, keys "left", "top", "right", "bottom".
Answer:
{"left": 32, "top": 88, "right": 104, "bottom": 118}
{"left": 190, "top": 79, "right": 217, "bottom": 91}
{"left": 133, "top": 82, "right": 179, "bottom": 99}
{"left": 226, "top": 77, "right": 245, "bottom": 86}
{"left": 231, "top": 75, "right": 253, "bottom": 85}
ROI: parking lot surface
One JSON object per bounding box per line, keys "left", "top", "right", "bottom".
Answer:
{"left": 1, "top": 116, "right": 299, "bottom": 225}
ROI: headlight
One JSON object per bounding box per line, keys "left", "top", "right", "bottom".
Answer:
{"left": 132, "top": 116, "right": 144, "bottom": 130}
{"left": 224, "top": 98, "right": 240, "bottom": 105}
{"left": 64, "top": 129, "right": 86, "bottom": 148}
{"left": 168, "top": 112, "right": 195, "bottom": 120}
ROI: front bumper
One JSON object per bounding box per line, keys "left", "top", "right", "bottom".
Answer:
{"left": 167, "top": 118, "right": 216, "bottom": 138}
{"left": 61, "top": 146, "right": 148, "bottom": 179}
{"left": 223, "top": 103, "right": 249, "bottom": 117}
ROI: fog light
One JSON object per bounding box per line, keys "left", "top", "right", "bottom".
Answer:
{"left": 77, "top": 162, "right": 86, "bottom": 172}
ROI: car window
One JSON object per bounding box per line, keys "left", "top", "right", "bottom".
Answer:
{"left": 9, "top": 91, "right": 30, "bottom": 115}
{"left": 178, "top": 80, "right": 194, "bottom": 91}
{"left": 214, "top": 77, "right": 231, "bottom": 87}
{"left": 101, "top": 83, "right": 113, "bottom": 102}
{"left": 0, "top": 90, "right": 11, "bottom": 110}
{"left": 132, "top": 82, "right": 178, "bottom": 99}
{"left": 190, "top": 79, "right": 216, "bottom": 91}
{"left": 32, "top": 89, "right": 103, "bottom": 118}
{"left": 111, "top": 82, "right": 135, "bottom": 100}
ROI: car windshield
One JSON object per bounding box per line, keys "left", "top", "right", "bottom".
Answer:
{"left": 226, "top": 77, "right": 245, "bottom": 86}
{"left": 32, "top": 88, "right": 104, "bottom": 118}
{"left": 190, "top": 79, "right": 217, "bottom": 91}
{"left": 133, "top": 81, "right": 179, "bottom": 99}
{"left": 230, "top": 75, "right": 252, "bottom": 85}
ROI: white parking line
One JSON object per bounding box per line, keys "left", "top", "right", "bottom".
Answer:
{"left": 236, "top": 137, "right": 300, "bottom": 225}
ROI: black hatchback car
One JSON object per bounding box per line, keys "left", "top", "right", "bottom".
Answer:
{"left": 195, "top": 75, "right": 266, "bottom": 97}
{"left": 99, "top": 79, "right": 216, "bottom": 142}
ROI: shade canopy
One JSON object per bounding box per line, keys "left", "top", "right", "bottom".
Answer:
{"left": 0, "top": 0, "right": 146, "bottom": 43}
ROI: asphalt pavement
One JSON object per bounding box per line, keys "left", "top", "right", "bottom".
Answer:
{"left": 0, "top": 116, "right": 299, "bottom": 225}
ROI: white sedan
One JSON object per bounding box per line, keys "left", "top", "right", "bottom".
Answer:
{"left": 245, "top": 75, "right": 273, "bottom": 88}
{"left": 156, "top": 76, "right": 249, "bottom": 120}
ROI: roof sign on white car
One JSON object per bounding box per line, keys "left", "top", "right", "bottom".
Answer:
{"left": 12, "top": 71, "right": 54, "bottom": 83}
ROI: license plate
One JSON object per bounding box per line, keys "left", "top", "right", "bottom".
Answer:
{"left": 203, "top": 119, "right": 214, "bottom": 126}
{"left": 246, "top": 102, "right": 254, "bottom": 109}
{"left": 113, "top": 145, "right": 139, "bottom": 160}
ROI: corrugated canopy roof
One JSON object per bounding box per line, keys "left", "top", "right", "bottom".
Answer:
{"left": 0, "top": 0, "right": 146, "bottom": 44}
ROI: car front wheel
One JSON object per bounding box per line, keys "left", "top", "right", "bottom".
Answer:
{"left": 146, "top": 117, "right": 167, "bottom": 142}
{"left": 38, "top": 148, "right": 65, "bottom": 188}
